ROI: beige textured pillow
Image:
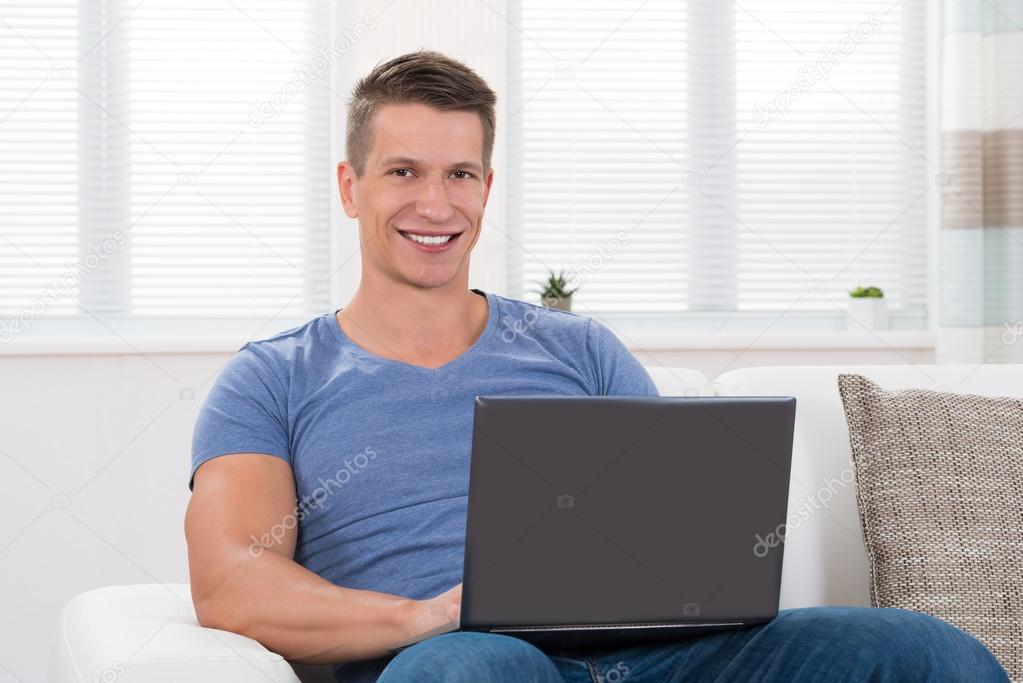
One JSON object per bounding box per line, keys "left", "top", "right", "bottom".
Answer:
{"left": 837, "top": 374, "right": 1022, "bottom": 681}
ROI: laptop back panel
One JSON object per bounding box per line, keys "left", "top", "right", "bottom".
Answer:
{"left": 461, "top": 395, "right": 795, "bottom": 636}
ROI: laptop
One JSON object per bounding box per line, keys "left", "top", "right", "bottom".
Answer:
{"left": 460, "top": 394, "right": 796, "bottom": 649}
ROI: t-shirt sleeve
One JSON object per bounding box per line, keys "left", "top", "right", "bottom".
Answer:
{"left": 188, "top": 343, "right": 292, "bottom": 491}
{"left": 585, "top": 318, "right": 660, "bottom": 397}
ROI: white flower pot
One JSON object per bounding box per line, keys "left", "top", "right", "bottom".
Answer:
{"left": 846, "top": 297, "right": 889, "bottom": 331}
{"left": 542, "top": 294, "right": 572, "bottom": 312}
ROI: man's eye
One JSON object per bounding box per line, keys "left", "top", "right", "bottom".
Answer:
{"left": 391, "top": 168, "right": 412, "bottom": 177}
{"left": 452, "top": 170, "right": 475, "bottom": 180}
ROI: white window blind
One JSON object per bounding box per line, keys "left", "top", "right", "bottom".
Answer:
{"left": 0, "top": 0, "right": 331, "bottom": 343}
{"left": 507, "top": 0, "right": 928, "bottom": 330}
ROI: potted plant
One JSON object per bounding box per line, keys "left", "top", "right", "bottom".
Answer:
{"left": 846, "top": 285, "right": 889, "bottom": 331}
{"left": 535, "top": 270, "right": 578, "bottom": 311}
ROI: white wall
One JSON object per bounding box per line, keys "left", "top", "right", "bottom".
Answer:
{"left": 0, "top": 2, "right": 939, "bottom": 681}
{"left": 0, "top": 353, "right": 214, "bottom": 682}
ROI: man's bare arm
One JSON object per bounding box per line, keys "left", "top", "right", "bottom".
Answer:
{"left": 184, "top": 453, "right": 460, "bottom": 664}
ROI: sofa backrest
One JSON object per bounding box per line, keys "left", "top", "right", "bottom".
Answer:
{"left": 642, "top": 366, "right": 710, "bottom": 396}
{"left": 644, "top": 363, "right": 1023, "bottom": 610}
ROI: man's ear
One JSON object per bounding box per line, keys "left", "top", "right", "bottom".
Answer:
{"left": 482, "top": 167, "right": 495, "bottom": 208}
{"left": 337, "top": 161, "right": 359, "bottom": 219}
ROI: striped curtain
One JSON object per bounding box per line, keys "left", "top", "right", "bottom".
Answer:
{"left": 938, "top": 0, "right": 1023, "bottom": 362}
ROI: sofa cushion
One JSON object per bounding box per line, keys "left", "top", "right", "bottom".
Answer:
{"left": 50, "top": 584, "right": 303, "bottom": 683}
{"left": 837, "top": 374, "right": 1022, "bottom": 681}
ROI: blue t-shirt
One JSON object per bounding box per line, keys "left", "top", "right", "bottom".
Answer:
{"left": 189, "top": 287, "right": 658, "bottom": 603}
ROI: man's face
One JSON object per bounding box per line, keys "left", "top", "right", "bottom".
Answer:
{"left": 338, "top": 103, "right": 494, "bottom": 291}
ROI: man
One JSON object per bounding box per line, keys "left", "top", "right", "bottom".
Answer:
{"left": 186, "top": 50, "right": 1008, "bottom": 682}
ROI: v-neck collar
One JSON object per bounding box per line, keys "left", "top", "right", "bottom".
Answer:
{"left": 327, "top": 288, "right": 498, "bottom": 373}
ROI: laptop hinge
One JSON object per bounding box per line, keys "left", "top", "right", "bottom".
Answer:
{"left": 490, "top": 621, "right": 745, "bottom": 633}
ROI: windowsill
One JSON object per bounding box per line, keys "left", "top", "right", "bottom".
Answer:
{"left": 623, "top": 328, "right": 936, "bottom": 351}
{"left": 0, "top": 328, "right": 936, "bottom": 356}
{"left": 0, "top": 315, "right": 318, "bottom": 356}
{"left": 0, "top": 308, "right": 934, "bottom": 356}
{"left": 0, "top": 334, "right": 263, "bottom": 356}
{"left": 592, "top": 311, "right": 934, "bottom": 351}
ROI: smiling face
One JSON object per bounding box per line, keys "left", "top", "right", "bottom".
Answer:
{"left": 338, "top": 102, "right": 494, "bottom": 292}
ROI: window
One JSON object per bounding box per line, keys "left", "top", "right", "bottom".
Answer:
{"left": 0, "top": 0, "right": 331, "bottom": 345}
{"left": 507, "top": 1, "right": 928, "bottom": 333}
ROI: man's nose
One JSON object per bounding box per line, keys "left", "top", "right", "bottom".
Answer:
{"left": 415, "top": 177, "right": 455, "bottom": 222}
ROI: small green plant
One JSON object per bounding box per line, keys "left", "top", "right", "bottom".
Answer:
{"left": 849, "top": 285, "right": 884, "bottom": 298}
{"left": 534, "top": 269, "right": 578, "bottom": 302}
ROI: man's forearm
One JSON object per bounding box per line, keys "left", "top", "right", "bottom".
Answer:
{"left": 193, "top": 546, "right": 424, "bottom": 664}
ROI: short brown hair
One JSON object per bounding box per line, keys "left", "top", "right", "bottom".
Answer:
{"left": 345, "top": 49, "right": 497, "bottom": 178}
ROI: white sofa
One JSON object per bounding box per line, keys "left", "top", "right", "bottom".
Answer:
{"left": 49, "top": 363, "right": 1023, "bottom": 683}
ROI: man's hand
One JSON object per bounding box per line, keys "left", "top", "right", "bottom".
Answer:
{"left": 396, "top": 583, "right": 462, "bottom": 649}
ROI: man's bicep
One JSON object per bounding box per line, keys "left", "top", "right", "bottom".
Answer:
{"left": 185, "top": 453, "right": 298, "bottom": 603}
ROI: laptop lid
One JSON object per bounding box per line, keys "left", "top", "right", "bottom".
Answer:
{"left": 461, "top": 395, "right": 796, "bottom": 635}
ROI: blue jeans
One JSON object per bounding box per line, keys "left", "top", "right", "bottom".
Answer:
{"left": 346, "top": 607, "right": 1009, "bottom": 682}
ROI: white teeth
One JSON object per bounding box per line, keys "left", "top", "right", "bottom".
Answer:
{"left": 405, "top": 232, "right": 454, "bottom": 246}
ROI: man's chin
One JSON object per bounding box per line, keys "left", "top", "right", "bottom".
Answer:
{"left": 393, "top": 267, "right": 466, "bottom": 292}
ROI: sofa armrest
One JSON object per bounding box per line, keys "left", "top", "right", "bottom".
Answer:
{"left": 49, "top": 583, "right": 305, "bottom": 683}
